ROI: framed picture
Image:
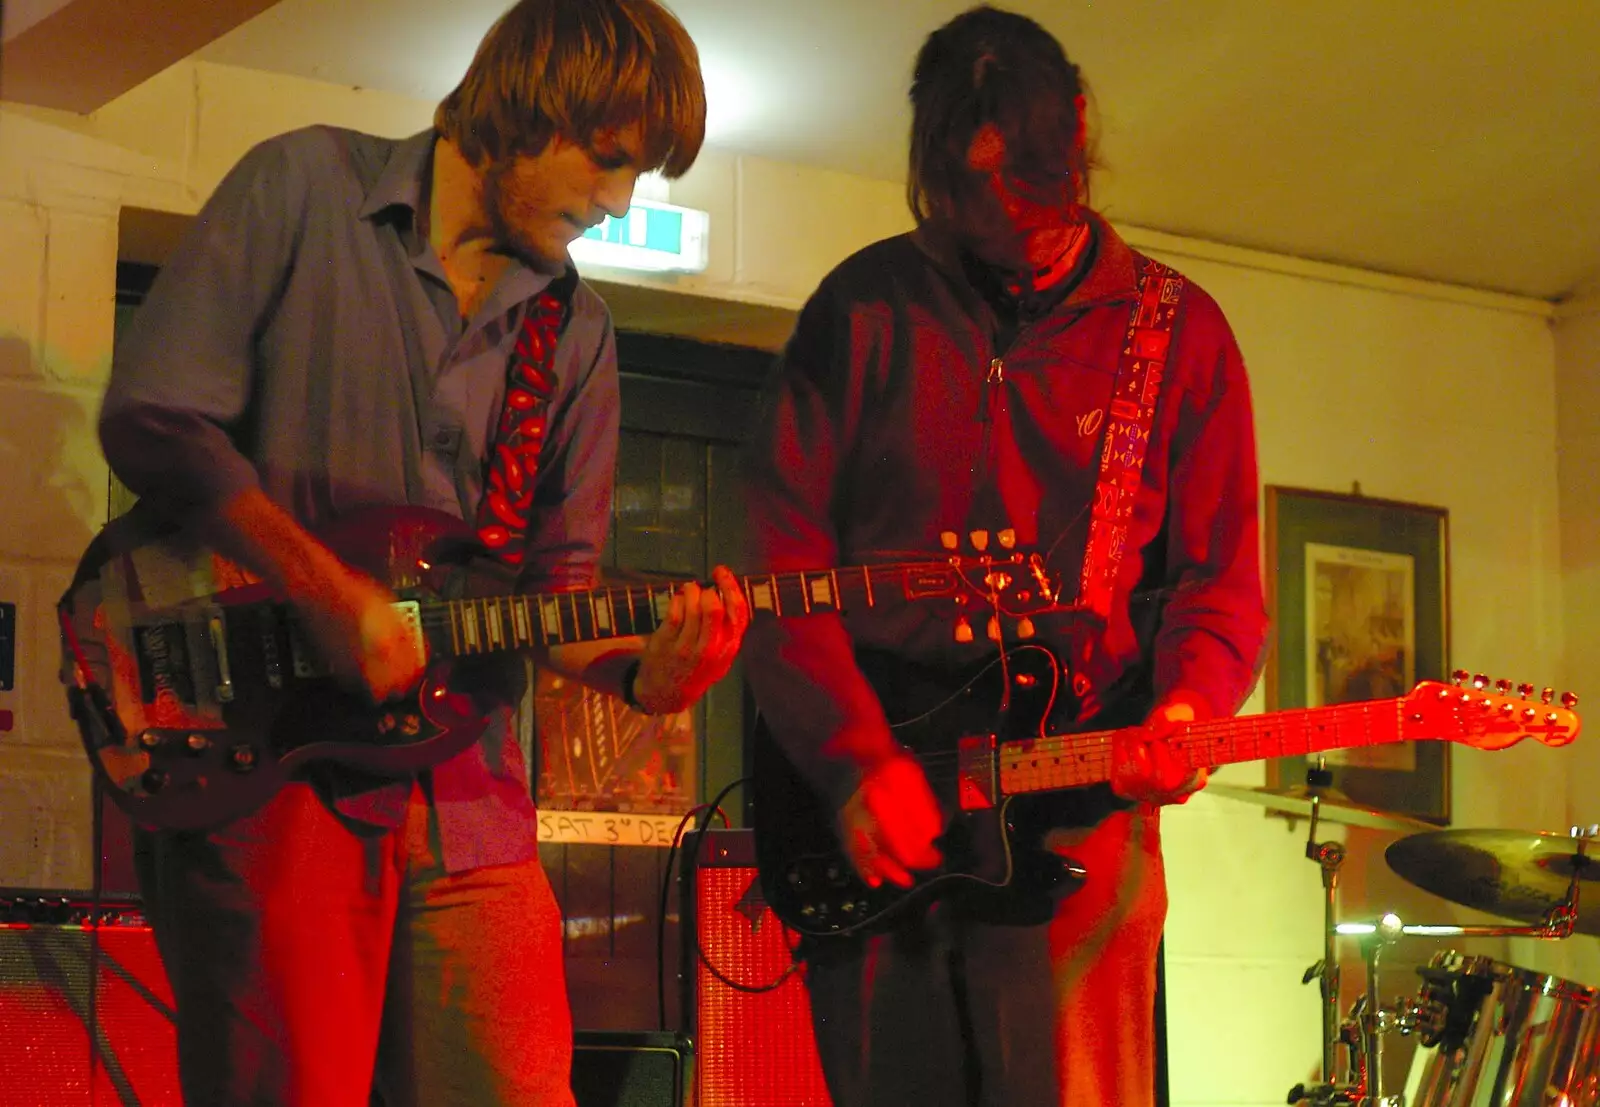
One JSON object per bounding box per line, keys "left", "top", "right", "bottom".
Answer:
{"left": 1264, "top": 485, "right": 1452, "bottom": 824}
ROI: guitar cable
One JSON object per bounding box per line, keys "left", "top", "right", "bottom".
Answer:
{"left": 57, "top": 602, "right": 122, "bottom": 1098}
{"left": 655, "top": 775, "right": 805, "bottom": 1032}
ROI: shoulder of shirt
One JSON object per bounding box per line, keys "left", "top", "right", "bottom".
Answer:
{"left": 806, "top": 232, "right": 933, "bottom": 302}
{"left": 570, "top": 276, "right": 614, "bottom": 329}
{"left": 230, "top": 125, "right": 399, "bottom": 194}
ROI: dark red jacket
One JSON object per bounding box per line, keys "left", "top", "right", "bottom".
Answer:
{"left": 743, "top": 216, "right": 1269, "bottom": 808}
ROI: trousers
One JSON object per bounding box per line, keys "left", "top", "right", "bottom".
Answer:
{"left": 135, "top": 780, "right": 574, "bottom": 1106}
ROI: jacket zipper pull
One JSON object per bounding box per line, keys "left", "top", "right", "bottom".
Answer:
{"left": 980, "top": 357, "right": 1004, "bottom": 425}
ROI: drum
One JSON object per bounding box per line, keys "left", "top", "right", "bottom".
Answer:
{"left": 1404, "top": 950, "right": 1600, "bottom": 1106}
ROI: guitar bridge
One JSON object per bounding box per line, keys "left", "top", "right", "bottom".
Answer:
{"left": 956, "top": 735, "right": 998, "bottom": 811}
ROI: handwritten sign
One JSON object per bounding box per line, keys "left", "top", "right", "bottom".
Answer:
{"left": 536, "top": 809, "right": 688, "bottom": 848}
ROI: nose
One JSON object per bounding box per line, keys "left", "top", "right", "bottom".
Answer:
{"left": 595, "top": 168, "right": 638, "bottom": 222}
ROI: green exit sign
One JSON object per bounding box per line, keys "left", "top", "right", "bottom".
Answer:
{"left": 571, "top": 199, "right": 708, "bottom": 273}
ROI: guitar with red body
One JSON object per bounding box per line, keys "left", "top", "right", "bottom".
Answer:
{"left": 59, "top": 504, "right": 1034, "bottom": 831}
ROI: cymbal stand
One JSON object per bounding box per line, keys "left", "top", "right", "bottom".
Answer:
{"left": 1288, "top": 759, "right": 1362, "bottom": 1106}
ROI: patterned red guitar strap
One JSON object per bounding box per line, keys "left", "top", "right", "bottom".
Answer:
{"left": 476, "top": 284, "right": 570, "bottom": 566}
{"left": 1071, "top": 257, "right": 1186, "bottom": 699}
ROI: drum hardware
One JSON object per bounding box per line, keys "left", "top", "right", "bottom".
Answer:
{"left": 1385, "top": 825, "right": 1600, "bottom": 936}
{"left": 1288, "top": 825, "right": 1596, "bottom": 1106}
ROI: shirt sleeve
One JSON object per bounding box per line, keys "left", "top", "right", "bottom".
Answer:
{"left": 516, "top": 304, "right": 620, "bottom": 592}
{"left": 741, "top": 282, "right": 901, "bottom": 809}
{"left": 1151, "top": 308, "right": 1270, "bottom": 718}
{"left": 99, "top": 138, "right": 305, "bottom": 523}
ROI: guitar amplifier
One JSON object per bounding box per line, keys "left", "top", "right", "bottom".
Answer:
{"left": 572, "top": 1029, "right": 691, "bottom": 1107}
{"left": 0, "top": 892, "right": 179, "bottom": 1107}
{"left": 680, "top": 829, "right": 832, "bottom": 1107}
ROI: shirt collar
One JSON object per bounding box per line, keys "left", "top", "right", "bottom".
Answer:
{"left": 361, "top": 129, "right": 575, "bottom": 308}
{"left": 359, "top": 129, "right": 437, "bottom": 223}
{"left": 913, "top": 208, "right": 1141, "bottom": 310}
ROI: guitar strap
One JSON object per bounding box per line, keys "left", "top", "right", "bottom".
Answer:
{"left": 1070, "top": 257, "right": 1186, "bottom": 696}
{"left": 474, "top": 270, "right": 577, "bottom": 567}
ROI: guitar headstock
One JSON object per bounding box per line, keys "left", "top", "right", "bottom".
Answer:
{"left": 1401, "top": 671, "right": 1580, "bottom": 750}
{"left": 939, "top": 529, "right": 1066, "bottom": 644}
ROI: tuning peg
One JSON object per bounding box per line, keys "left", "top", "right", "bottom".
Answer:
{"left": 954, "top": 616, "right": 974, "bottom": 643}
{"left": 986, "top": 616, "right": 1002, "bottom": 642}
{"left": 1542, "top": 687, "right": 1556, "bottom": 705}
{"left": 1472, "top": 673, "right": 1490, "bottom": 690}
{"left": 1562, "top": 691, "right": 1579, "bottom": 709}
{"left": 1451, "top": 669, "right": 1469, "bottom": 686}
{"left": 1519, "top": 682, "right": 1535, "bottom": 700}
{"left": 1016, "top": 617, "right": 1036, "bottom": 639}
{"left": 998, "top": 529, "right": 1017, "bottom": 549}
{"left": 1495, "top": 679, "right": 1513, "bottom": 696}
{"left": 940, "top": 531, "right": 959, "bottom": 551}
{"left": 969, "top": 530, "right": 990, "bottom": 552}
{"left": 1523, "top": 706, "right": 1538, "bottom": 721}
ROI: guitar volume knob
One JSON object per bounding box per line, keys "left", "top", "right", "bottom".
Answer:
{"left": 140, "top": 769, "right": 169, "bottom": 794}
{"left": 229, "top": 745, "right": 258, "bottom": 772}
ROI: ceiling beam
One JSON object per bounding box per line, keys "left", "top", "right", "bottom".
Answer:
{"left": 1, "top": 0, "right": 282, "bottom": 114}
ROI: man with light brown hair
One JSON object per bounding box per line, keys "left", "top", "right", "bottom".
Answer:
{"left": 97, "top": 1, "right": 744, "bottom": 1104}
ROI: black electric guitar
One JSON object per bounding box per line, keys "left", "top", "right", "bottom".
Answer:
{"left": 59, "top": 504, "right": 1045, "bottom": 831}
{"left": 753, "top": 646, "right": 1582, "bottom": 940}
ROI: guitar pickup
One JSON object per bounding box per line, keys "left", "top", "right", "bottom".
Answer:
{"left": 206, "top": 606, "right": 235, "bottom": 704}
{"left": 288, "top": 599, "right": 425, "bottom": 678}
{"left": 956, "top": 735, "right": 999, "bottom": 811}
{"left": 393, "top": 600, "right": 424, "bottom": 661}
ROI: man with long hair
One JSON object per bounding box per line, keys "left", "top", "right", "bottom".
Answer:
{"left": 743, "top": 6, "right": 1267, "bottom": 1104}
{"left": 98, "top": 1, "right": 747, "bottom": 1103}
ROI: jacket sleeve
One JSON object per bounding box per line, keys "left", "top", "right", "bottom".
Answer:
{"left": 1151, "top": 303, "right": 1270, "bottom": 717}
{"left": 741, "top": 281, "right": 900, "bottom": 808}
{"left": 99, "top": 138, "right": 303, "bottom": 524}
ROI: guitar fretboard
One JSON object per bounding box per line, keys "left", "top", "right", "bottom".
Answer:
{"left": 416, "top": 560, "right": 967, "bottom": 659}
{"left": 998, "top": 699, "right": 1407, "bottom": 796}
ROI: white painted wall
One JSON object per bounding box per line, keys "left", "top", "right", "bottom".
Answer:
{"left": 0, "top": 59, "right": 1588, "bottom": 1107}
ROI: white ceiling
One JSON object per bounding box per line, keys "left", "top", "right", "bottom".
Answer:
{"left": 196, "top": 0, "right": 1600, "bottom": 302}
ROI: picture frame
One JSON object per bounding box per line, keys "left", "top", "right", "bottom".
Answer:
{"left": 1264, "top": 485, "right": 1452, "bottom": 824}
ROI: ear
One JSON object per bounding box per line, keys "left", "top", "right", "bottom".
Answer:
{"left": 965, "top": 123, "right": 1006, "bottom": 174}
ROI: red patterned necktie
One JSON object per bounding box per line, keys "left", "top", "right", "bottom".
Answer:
{"left": 476, "top": 288, "right": 566, "bottom": 566}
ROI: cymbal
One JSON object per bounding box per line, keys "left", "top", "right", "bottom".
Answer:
{"left": 1207, "top": 782, "right": 1439, "bottom": 833}
{"left": 1386, "top": 829, "right": 1600, "bottom": 934}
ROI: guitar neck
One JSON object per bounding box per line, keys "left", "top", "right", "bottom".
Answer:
{"left": 998, "top": 699, "right": 1407, "bottom": 796}
{"left": 419, "top": 560, "right": 962, "bottom": 659}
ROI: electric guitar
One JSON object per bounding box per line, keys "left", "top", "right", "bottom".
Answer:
{"left": 59, "top": 504, "right": 1043, "bottom": 831}
{"left": 753, "top": 646, "right": 1581, "bottom": 940}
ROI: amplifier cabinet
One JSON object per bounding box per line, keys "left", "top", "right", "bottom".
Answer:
{"left": 0, "top": 892, "right": 178, "bottom": 1107}
{"left": 573, "top": 1029, "right": 691, "bottom": 1107}
{"left": 680, "top": 830, "right": 832, "bottom": 1107}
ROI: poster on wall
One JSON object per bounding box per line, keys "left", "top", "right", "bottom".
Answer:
{"left": 531, "top": 671, "right": 698, "bottom": 848}
{"left": 1304, "top": 542, "right": 1416, "bottom": 771}
{"left": 1265, "top": 485, "right": 1451, "bottom": 824}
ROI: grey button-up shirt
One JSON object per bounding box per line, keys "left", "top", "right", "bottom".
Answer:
{"left": 102, "top": 126, "right": 622, "bottom": 871}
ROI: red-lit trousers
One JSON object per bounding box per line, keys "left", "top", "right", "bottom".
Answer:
{"left": 135, "top": 782, "right": 574, "bottom": 1106}
{"left": 804, "top": 808, "right": 1166, "bottom": 1107}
